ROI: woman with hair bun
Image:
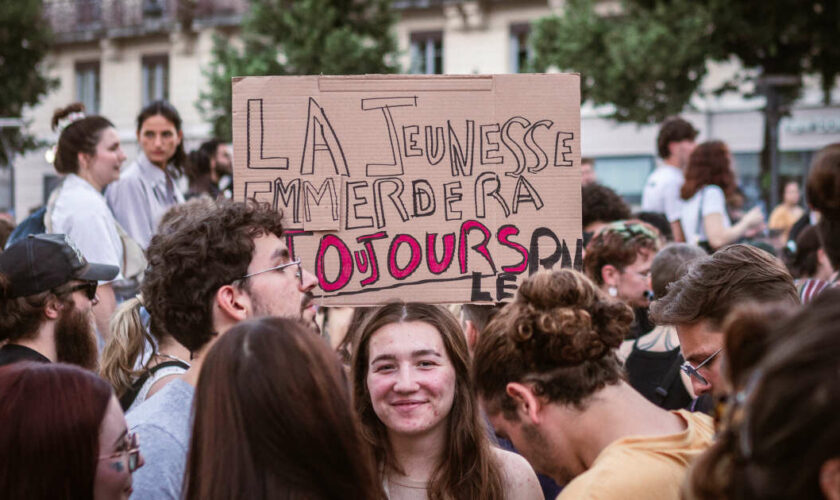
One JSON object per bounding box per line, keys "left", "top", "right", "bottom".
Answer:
{"left": 106, "top": 100, "right": 186, "bottom": 250}
{"left": 473, "top": 269, "right": 714, "bottom": 499}
{"left": 352, "top": 302, "right": 542, "bottom": 500}
{"left": 48, "top": 102, "right": 128, "bottom": 338}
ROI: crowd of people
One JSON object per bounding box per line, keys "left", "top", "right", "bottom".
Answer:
{"left": 0, "top": 102, "right": 838, "bottom": 500}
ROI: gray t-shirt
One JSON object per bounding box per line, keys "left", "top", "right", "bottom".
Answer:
{"left": 126, "top": 378, "right": 195, "bottom": 500}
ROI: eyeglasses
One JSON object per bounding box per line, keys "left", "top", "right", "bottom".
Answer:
{"left": 58, "top": 281, "right": 98, "bottom": 301}
{"left": 238, "top": 258, "right": 302, "bottom": 286}
{"left": 98, "top": 432, "right": 141, "bottom": 473}
{"left": 680, "top": 348, "right": 723, "bottom": 386}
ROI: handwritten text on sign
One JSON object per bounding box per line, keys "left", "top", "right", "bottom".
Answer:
{"left": 233, "top": 75, "right": 582, "bottom": 305}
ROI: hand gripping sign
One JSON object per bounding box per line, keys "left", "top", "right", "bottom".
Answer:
{"left": 232, "top": 74, "right": 582, "bottom": 305}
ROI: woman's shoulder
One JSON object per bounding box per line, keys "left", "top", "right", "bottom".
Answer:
{"left": 491, "top": 447, "right": 542, "bottom": 499}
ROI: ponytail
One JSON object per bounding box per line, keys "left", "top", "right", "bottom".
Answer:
{"left": 100, "top": 297, "right": 156, "bottom": 397}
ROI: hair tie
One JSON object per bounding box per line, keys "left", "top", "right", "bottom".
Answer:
{"left": 57, "top": 111, "right": 86, "bottom": 134}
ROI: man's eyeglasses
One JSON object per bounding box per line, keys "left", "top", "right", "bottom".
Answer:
{"left": 57, "top": 281, "right": 98, "bottom": 301}
{"left": 98, "top": 432, "right": 141, "bottom": 473}
{"left": 681, "top": 348, "right": 723, "bottom": 386}
{"left": 238, "top": 258, "right": 302, "bottom": 286}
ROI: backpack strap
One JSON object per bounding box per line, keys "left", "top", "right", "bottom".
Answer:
{"left": 652, "top": 350, "right": 684, "bottom": 406}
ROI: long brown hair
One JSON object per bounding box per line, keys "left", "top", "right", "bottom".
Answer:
{"left": 184, "top": 317, "right": 382, "bottom": 500}
{"left": 681, "top": 140, "right": 736, "bottom": 200}
{"left": 686, "top": 288, "right": 840, "bottom": 499}
{"left": 351, "top": 302, "right": 506, "bottom": 500}
{"left": 0, "top": 362, "right": 112, "bottom": 499}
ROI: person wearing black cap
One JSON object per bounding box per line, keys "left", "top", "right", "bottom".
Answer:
{"left": 0, "top": 233, "right": 119, "bottom": 369}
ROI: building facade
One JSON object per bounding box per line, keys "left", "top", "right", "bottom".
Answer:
{"left": 7, "top": 0, "right": 840, "bottom": 219}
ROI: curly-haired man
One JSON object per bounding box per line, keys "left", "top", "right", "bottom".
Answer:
{"left": 127, "top": 200, "right": 317, "bottom": 500}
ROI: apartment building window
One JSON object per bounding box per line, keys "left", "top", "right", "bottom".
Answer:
{"left": 509, "top": 24, "right": 531, "bottom": 73}
{"left": 593, "top": 156, "right": 655, "bottom": 206}
{"left": 75, "top": 61, "right": 100, "bottom": 114}
{"left": 142, "top": 55, "right": 169, "bottom": 106}
{"left": 410, "top": 32, "right": 443, "bottom": 74}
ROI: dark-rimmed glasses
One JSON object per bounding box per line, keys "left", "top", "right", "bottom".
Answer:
{"left": 681, "top": 348, "right": 722, "bottom": 386}
{"left": 238, "top": 258, "right": 302, "bottom": 286}
{"left": 58, "top": 281, "right": 98, "bottom": 301}
{"left": 98, "top": 432, "right": 141, "bottom": 473}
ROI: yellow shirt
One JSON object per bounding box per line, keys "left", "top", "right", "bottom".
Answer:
{"left": 557, "top": 410, "right": 714, "bottom": 500}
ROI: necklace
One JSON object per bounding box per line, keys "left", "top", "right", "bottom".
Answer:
{"left": 156, "top": 352, "right": 191, "bottom": 367}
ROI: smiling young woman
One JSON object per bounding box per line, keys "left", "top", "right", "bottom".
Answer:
{"left": 351, "top": 302, "right": 542, "bottom": 500}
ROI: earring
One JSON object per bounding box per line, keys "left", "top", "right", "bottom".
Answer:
{"left": 608, "top": 286, "right": 618, "bottom": 297}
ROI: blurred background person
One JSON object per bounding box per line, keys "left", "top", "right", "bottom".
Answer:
{"left": 768, "top": 180, "right": 805, "bottom": 244}
{"left": 184, "top": 317, "right": 381, "bottom": 500}
{"left": 184, "top": 139, "right": 231, "bottom": 200}
{"left": 786, "top": 225, "right": 835, "bottom": 302}
{"left": 680, "top": 141, "right": 764, "bottom": 252}
{"left": 47, "top": 103, "right": 139, "bottom": 335}
{"left": 581, "top": 183, "right": 632, "bottom": 247}
{"left": 474, "top": 269, "right": 713, "bottom": 499}
{"left": 584, "top": 220, "right": 661, "bottom": 339}
{"left": 106, "top": 100, "right": 187, "bottom": 250}
{"left": 352, "top": 302, "right": 542, "bottom": 500}
{"left": 642, "top": 116, "right": 699, "bottom": 243}
{"left": 0, "top": 362, "right": 144, "bottom": 499}
{"left": 580, "top": 157, "right": 597, "bottom": 186}
{"left": 800, "top": 143, "right": 840, "bottom": 301}
{"left": 686, "top": 289, "right": 840, "bottom": 500}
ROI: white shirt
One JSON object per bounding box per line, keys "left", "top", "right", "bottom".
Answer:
{"left": 105, "top": 152, "right": 185, "bottom": 249}
{"left": 680, "top": 185, "right": 731, "bottom": 245}
{"left": 641, "top": 163, "right": 685, "bottom": 222}
{"left": 50, "top": 174, "right": 124, "bottom": 282}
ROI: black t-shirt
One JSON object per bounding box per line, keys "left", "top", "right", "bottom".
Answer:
{"left": 625, "top": 343, "right": 692, "bottom": 411}
{"left": 0, "top": 344, "right": 50, "bottom": 367}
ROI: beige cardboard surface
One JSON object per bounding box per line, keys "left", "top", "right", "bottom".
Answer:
{"left": 232, "top": 74, "right": 582, "bottom": 305}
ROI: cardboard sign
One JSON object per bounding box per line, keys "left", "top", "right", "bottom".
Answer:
{"left": 232, "top": 74, "right": 582, "bottom": 305}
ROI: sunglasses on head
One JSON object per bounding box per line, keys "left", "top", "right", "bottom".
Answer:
{"left": 60, "top": 281, "right": 98, "bottom": 300}
{"left": 601, "top": 221, "right": 659, "bottom": 242}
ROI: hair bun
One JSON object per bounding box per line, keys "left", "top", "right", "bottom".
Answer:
{"left": 51, "top": 103, "right": 87, "bottom": 132}
{"left": 514, "top": 270, "right": 632, "bottom": 367}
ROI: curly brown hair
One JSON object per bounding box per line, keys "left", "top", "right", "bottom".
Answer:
{"left": 141, "top": 200, "right": 284, "bottom": 352}
{"left": 473, "top": 269, "right": 634, "bottom": 415}
{"left": 680, "top": 141, "right": 736, "bottom": 200}
{"left": 583, "top": 220, "right": 661, "bottom": 286}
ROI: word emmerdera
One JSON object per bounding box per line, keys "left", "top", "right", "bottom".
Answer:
{"left": 244, "top": 96, "right": 575, "bottom": 228}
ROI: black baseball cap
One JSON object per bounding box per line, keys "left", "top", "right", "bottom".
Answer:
{"left": 0, "top": 234, "right": 119, "bottom": 299}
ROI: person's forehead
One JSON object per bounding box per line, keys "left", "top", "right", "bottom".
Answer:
{"left": 250, "top": 233, "right": 287, "bottom": 263}
{"left": 676, "top": 321, "right": 722, "bottom": 359}
{"left": 368, "top": 321, "right": 445, "bottom": 357}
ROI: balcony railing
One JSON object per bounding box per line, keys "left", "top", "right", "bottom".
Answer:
{"left": 43, "top": 0, "right": 247, "bottom": 42}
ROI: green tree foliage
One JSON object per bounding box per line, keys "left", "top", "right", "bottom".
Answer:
{"left": 531, "top": 0, "right": 839, "bottom": 124}
{"left": 198, "top": 0, "right": 399, "bottom": 141}
{"left": 0, "top": 0, "right": 57, "bottom": 166}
